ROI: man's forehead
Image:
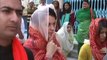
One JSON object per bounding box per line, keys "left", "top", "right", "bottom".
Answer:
{"left": 0, "top": 0, "right": 22, "bottom": 9}
{"left": 0, "top": 0, "right": 21, "bottom": 3}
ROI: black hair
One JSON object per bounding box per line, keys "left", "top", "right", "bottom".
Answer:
{"left": 97, "top": 18, "right": 107, "bottom": 35}
{"left": 62, "top": 2, "right": 71, "bottom": 14}
{"left": 82, "top": 0, "right": 89, "bottom": 4}
{"left": 52, "top": 1, "right": 59, "bottom": 9}
{"left": 49, "top": 8, "right": 56, "bottom": 19}
{"left": 68, "top": 22, "right": 72, "bottom": 26}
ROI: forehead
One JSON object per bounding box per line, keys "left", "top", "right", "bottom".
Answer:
{"left": 67, "top": 24, "right": 71, "bottom": 26}
{"left": 0, "top": 0, "right": 22, "bottom": 9}
{"left": 54, "top": 1, "right": 58, "bottom": 4}
{"left": 67, "top": 25, "right": 71, "bottom": 28}
{"left": 83, "top": 2, "right": 88, "bottom": 5}
{"left": 101, "top": 28, "right": 107, "bottom": 32}
{"left": 49, "top": 15, "right": 55, "bottom": 22}
{"left": 64, "top": 3, "right": 70, "bottom": 7}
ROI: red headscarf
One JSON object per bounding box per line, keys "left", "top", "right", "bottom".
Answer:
{"left": 89, "top": 18, "right": 107, "bottom": 60}
{"left": 13, "top": 37, "right": 28, "bottom": 60}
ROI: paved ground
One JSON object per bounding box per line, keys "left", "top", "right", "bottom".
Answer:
{"left": 67, "top": 57, "right": 78, "bottom": 60}
{"left": 67, "top": 40, "right": 78, "bottom": 60}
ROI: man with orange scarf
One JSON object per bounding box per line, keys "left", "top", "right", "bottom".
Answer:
{"left": 90, "top": 18, "right": 107, "bottom": 60}
{"left": 24, "top": 5, "right": 66, "bottom": 60}
{"left": 0, "top": 0, "right": 34, "bottom": 60}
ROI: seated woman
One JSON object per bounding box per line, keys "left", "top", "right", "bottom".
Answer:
{"left": 61, "top": 2, "right": 75, "bottom": 27}
{"left": 24, "top": 5, "right": 65, "bottom": 60}
{"left": 75, "top": 0, "right": 96, "bottom": 53}
{"left": 90, "top": 18, "right": 107, "bottom": 60}
{"left": 57, "top": 22, "right": 75, "bottom": 56}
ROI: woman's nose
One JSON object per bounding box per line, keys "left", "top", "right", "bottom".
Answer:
{"left": 103, "top": 33, "right": 107, "bottom": 38}
{"left": 51, "top": 25, "right": 55, "bottom": 31}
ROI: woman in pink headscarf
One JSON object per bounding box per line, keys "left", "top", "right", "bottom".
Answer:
{"left": 90, "top": 18, "right": 107, "bottom": 60}
{"left": 24, "top": 5, "right": 66, "bottom": 60}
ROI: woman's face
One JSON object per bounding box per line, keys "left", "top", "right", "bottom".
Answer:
{"left": 100, "top": 27, "right": 107, "bottom": 42}
{"left": 64, "top": 3, "right": 70, "bottom": 10}
{"left": 82, "top": 2, "right": 89, "bottom": 9}
{"left": 67, "top": 25, "right": 72, "bottom": 33}
{"left": 48, "top": 15, "right": 56, "bottom": 38}
{"left": 40, "top": 0, "right": 46, "bottom": 4}
{"left": 53, "top": 1, "right": 59, "bottom": 8}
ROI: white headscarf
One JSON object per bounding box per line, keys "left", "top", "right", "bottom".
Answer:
{"left": 30, "top": 4, "right": 56, "bottom": 41}
{"left": 30, "top": 6, "right": 49, "bottom": 41}
{"left": 57, "top": 22, "right": 74, "bottom": 54}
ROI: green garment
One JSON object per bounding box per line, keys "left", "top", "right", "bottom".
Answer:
{"left": 75, "top": 8, "right": 96, "bottom": 43}
{"left": 61, "top": 13, "right": 70, "bottom": 26}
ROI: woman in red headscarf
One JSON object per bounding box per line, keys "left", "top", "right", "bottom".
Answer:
{"left": 90, "top": 18, "right": 107, "bottom": 60}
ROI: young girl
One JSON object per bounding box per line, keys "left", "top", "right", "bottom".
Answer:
{"left": 57, "top": 22, "right": 75, "bottom": 56}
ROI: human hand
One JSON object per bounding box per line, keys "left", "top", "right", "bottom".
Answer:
{"left": 57, "top": 47, "right": 63, "bottom": 53}
{"left": 100, "top": 47, "right": 107, "bottom": 53}
{"left": 48, "top": 33, "right": 56, "bottom": 41}
{"left": 46, "top": 41, "right": 57, "bottom": 58}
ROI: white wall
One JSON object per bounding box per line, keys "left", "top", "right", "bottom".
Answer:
{"left": 21, "top": 0, "right": 29, "bottom": 8}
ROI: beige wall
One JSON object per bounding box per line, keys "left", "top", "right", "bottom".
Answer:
{"left": 57, "top": 0, "right": 63, "bottom": 9}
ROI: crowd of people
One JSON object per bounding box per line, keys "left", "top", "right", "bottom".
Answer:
{"left": 0, "top": 0, "right": 107, "bottom": 60}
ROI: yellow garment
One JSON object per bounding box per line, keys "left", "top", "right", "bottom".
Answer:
{"left": 78, "top": 44, "right": 92, "bottom": 60}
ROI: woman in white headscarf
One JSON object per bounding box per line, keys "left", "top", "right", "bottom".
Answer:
{"left": 24, "top": 5, "right": 65, "bottom": 60}
{"left": 57, "top": 22, "right": 74, "bottom": 56}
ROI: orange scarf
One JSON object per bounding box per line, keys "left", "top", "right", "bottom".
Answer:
{"left": 12, "top": 37, "right": 28, "bottom": 60}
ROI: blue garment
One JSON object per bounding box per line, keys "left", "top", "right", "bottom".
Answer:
{"left": 61, "top": 13, "right": 70, "bottom": 26}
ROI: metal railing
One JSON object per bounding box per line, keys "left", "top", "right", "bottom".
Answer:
{"left": 70, "top": 0, "right": 107, "bottom": 18}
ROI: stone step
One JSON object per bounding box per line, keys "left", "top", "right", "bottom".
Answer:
{"left": 70, "top": 49, "right": 78, "bottom": 58}
{"left": 73, "top": 38, "right": 78, "bottom": 50}
{"left": 73, "top": 43, "right": 78, "bottom": 50}
{"left": 67, "top": 40, "right": 78, "bottom": 58}
{"left": 67, "top": 57, "right": 78, "bottom": 60}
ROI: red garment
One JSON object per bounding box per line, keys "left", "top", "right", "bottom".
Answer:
{"left": 55, "top": 9, "right": 61, "bottom": 31}
{"left": 89, "top": 18, "right": 107, "bottom": 60}
{"left": 13, "top": 37, "right": 28, "bottom": 60}
{"left": 24, "top": 27, "right": 66, "bottom": 60}
{"left": 69, "top": 12, "right": 75, "bottom": 27}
